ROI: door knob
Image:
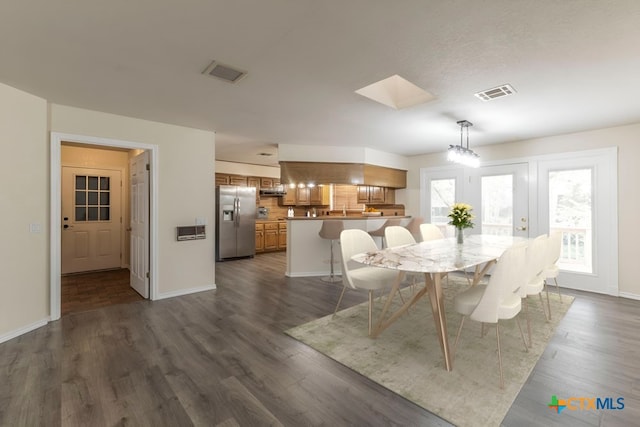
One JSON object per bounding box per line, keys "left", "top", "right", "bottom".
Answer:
{"left": 515, "top": 226, "right": 527, "bottom": 231}
{"left": 63, "top": 224, "right": 73, "bottom": 229}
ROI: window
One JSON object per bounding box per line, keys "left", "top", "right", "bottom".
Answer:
{"left": 74, "top": 174, "right": 111, "bottom": 221}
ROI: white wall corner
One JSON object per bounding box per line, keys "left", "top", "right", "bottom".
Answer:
{"left": 0, "top": 318, "right": 50, "bottom": 345}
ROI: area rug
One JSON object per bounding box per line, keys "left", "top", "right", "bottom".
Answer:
{"left": 285, "top": 275, "right": 573, "bottom": 427}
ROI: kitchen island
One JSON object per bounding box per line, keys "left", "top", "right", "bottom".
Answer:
{"left": 285, "top": 216, "right": 411, "bottom": 278}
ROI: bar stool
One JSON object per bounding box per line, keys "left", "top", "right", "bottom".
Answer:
{"left": 318, "top": 220, "right": 344, "bottom": 282}
{"left": 368, "top": 218, "right": 402, "bottom": 248}
{"left": 404, "top": 217, "right": 424, "bottom": 242}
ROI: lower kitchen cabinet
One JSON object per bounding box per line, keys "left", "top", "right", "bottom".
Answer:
{"left": 255, "top": 223, "right": 265, "bottom": 252}
{"left": 255, "top": 221, "right": 287, "bottom": 253}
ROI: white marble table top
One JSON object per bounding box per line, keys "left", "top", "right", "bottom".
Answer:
{"left": 352, "top": 234, "right": 528, "bottom": 274}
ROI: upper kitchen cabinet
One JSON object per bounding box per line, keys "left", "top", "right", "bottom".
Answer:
{"left": 309, "top": 186, "right": 330, "bottom": 205}
{"left": 357, "top": 185, "right": 395, "bottom": 204}
{"left": 215, "top": 173, "right": 230, "bottom": 186}
{"left": 215, "top": 173, "right": 248, "bottom": 186}
{"left": 229, "top": 175, "right": 248, "bottom": 186}
{"left": 281, "top": 185, "right": 329, "bottom": 206}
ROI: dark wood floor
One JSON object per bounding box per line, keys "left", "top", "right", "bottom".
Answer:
{"left": 1, "top": 252, "right": 638, "bottom": 426}
{"left": 61, "top": 268, "right": 144, "bottom": 316}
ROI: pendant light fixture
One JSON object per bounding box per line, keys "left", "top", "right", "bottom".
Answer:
{"left": 447, "top": 120, "right": 480, "bottom": 168}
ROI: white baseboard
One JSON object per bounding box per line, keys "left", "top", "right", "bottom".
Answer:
{"left": 618, "top": 291, "right": 640, "bottom": 301}
{"left": 0, "top": 317, "right": 50, "bottom": 345}
{"left": 154, "top": 284, "right": 216, "bottom": 301}
{"left": 285, "top": 271, "right": 343, "bottom": 278}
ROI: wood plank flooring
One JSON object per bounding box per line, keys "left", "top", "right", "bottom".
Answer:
{"left": 61, "top": 268, "right": 144, "bottom": 315}
{"left": 1, "top": 252, "right": 639, "bottom": 426}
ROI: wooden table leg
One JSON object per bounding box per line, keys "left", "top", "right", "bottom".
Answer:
{"left": 371, "top": 271, "right": 405, "bottom": 336}
{"left": 372, "top": 271, "right": 431, "bottom": 338}
{"left": 426, "top": 272, "right": 452, "bottom": 371}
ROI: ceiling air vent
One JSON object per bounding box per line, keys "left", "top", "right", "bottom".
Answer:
{"left": 202, "top": 60, "right": 247, "bottom": 83}
{"left": 474, "top": 84, "right": 516, "bottom": 101}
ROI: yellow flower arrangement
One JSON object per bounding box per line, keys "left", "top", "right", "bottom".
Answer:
{"left": 448, "top": 203, "right": 475, "bottom": 229}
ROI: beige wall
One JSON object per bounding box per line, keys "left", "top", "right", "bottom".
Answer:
{"left": 215, "top": 160, "right": 280, "bottom": 178}
{"left": 51, "top": 104, "right": 216, "bottom": 297}
{"left": 0, "top": 83, "right": 49, "bottom": 338}
{"left": 401, "top": 122, "right": 640, "bottom": 297}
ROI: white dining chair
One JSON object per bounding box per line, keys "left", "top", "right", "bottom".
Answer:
{"left": 543, "top": 230, "right": 563, "bottom": 303}
{"left": 453, "top": 242, "right": 529, "bottom": 389}
{"left": 385, "top": 225, "right": 422, "bottom": 293}
{"left": 518, "top": 234, "right": 551, "bottom": 347}
{"left": 419, "top": 223, "right": 445, "bottom": 242}
{"left": 336, "top": 229, "right": 400, "bottom": 336}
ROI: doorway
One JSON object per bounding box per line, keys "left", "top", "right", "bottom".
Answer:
{"left": 50, "top": 132, "right": 159, "bottom": 321}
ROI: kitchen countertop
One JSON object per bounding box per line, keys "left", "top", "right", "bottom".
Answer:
{"left": 285, "top": 215, "right": 410, "bottom": 221}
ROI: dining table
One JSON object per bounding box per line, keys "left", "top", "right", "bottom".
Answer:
{"left": 351, "top": 234, "right": 527, "bottom": 372}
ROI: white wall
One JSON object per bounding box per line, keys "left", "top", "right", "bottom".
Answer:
{"left": 51, "top": 105, "right": 216, "bottom": 298}
{"left": 402, "top": 122, "right": 640, "bottom": 296}
{"left": 0, "top": 83, "right": 49, "bottom": 340}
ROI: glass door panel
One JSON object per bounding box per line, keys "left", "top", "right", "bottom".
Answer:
{"left": 548, "top": 168, "right": 593, "bottom": 273}
{"left": 481, "top": 174, "right": 514, "bottom": 236}
{"left": 430, "top": 178, "right": 456, "bottom": 237}
{"left": 464, "top": 163, "right": 529, "bottom": 238}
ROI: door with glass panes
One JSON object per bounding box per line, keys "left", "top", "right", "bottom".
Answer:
{"left": 61, "top": 167, "right": 122, "bottom": 274}
{"left": 426, "top": 163, "right": 528, "bottom": 238}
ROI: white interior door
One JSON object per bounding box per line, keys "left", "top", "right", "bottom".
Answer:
{"left": 61, "top": 167, "right": 122, "bottom": 274}
{"left": 129, "top": 151, "right": 149, "bottom": 298}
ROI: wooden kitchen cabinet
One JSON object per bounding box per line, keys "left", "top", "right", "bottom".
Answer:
{"left": 309, "top": 186, "right": 330, "bottom": 205}
{"left": 281, "top": 186, "right": 328, "bottom": 206}
{"left": 247, "top": 176, "right": 260, "bottom": 188}
{"left": 255, "top": 223, "right": 265, "bottom": 253}
{"left": 264, "top": 222, "right": 279, "bottom": 250}
{"left": 282, "top": 187, "right": 296, "bottom": 205}
{"left": 256, "top": 221, "right": 286, "bottom": 253}
{"left": 278, "top": 222, "right": 287, "bottom": 249}
{"left": 296, "top": 187, "right": 310, "bottom": 205}
{"left": 357, "top": 185, "right": 395, "bottom": 204}
{"left": 215, "top": 173, "right": 230, "bottom": 186}
{"left": 261, "top": 177, "right": 274, "bottom": 188}
{"left": 229, "top": 175, "right": 248, "bottom": 186}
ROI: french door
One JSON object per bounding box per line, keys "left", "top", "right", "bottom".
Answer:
{"left": 421, "top": 147, "right": 617, "bottom": 295}
{"left": 423, "top": 163, "right": 529, "bottom": 238}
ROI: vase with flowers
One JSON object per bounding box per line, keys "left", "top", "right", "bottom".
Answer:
{"left": 448, "top": 203, "right": 475, "bottom": 244}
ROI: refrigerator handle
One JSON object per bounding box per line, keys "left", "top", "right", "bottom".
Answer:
{"left": 234, "top": 197, "right": 240, "bottom": 227}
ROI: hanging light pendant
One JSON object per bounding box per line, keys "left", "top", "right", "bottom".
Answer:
{"left": 447, "top": 120, "right": 480, "bottom": 168}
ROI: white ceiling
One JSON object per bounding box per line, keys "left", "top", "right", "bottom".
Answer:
{"left": 2, "top": 1, "right": 640, "bottom": 167}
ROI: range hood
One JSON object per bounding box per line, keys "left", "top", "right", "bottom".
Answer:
{"left": 259, "top": 185, "right": 287, "bottom": 196}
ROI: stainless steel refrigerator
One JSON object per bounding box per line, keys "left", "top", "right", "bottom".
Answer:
{"left": 215, "top": 185, "right": 256, "bottom": 261}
